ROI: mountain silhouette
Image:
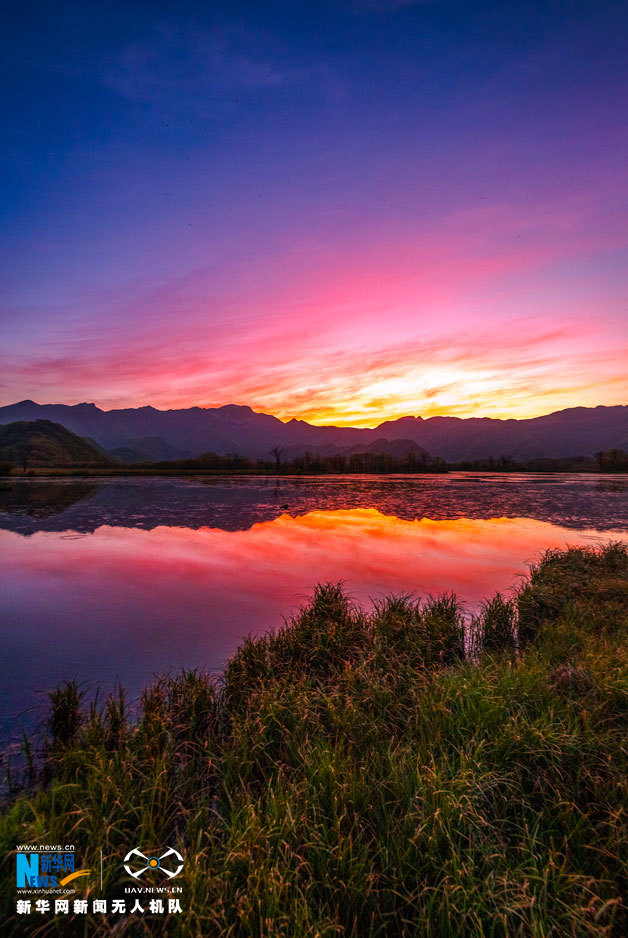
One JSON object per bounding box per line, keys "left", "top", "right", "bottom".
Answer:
{"left": 0, "top": 400, "right": 626, "bottom": 462}
{"left": 0, "top": 419, "right": 117, "bottom": 468}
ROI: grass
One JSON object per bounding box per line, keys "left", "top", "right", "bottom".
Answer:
{"left": 1, "top": 544, "right": 627, "bottom": 936}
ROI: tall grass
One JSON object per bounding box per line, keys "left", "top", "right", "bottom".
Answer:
{"left": 1, "top": 543, "right": 627, "bottom": 936}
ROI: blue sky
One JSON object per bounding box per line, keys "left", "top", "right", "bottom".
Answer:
{"left": 2, "top": 0, "right": 627, "bottom": 423}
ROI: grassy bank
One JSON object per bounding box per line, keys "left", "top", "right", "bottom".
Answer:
{"left": 1, "top": 544, "right": 627, "bottom": 937}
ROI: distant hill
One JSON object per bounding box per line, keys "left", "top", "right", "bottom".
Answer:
{"left": 0, "top": 420, "right": 117, "bottom": 468}
{"left": 0, "top": 400, "right": 626, "bottom": 462}
{"left": 345, "top": 438, "right": 430, "bottom": 459}
{"left": 109, "top": 437, "right": 188, "bottom": 464}
{"left": 280, "top": 437, "right": 431, "bottom": 461}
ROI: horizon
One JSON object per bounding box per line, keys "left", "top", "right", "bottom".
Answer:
{"left": 2, "top": 1, "right": 628, "bottom": 424}
{"left": 2, "top": 396, "right": 626, "bottom": 431}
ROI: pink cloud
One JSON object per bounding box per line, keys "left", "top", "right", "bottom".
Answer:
{"left": 2, "top": 185, "right": 627, "bottom": 420}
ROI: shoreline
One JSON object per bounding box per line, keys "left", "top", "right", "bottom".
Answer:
{"left": 3, "top": 467, "right": 628, "bottom": 478}
{"left": 2, "top": 543, "right": 627, "bottom": 935}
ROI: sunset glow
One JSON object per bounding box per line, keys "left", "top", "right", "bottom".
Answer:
{"left": 2, "top": 2, "right": 627, "bottom": 423}
{"left": 4, "top": 507, "right": 626, "bottom": 717}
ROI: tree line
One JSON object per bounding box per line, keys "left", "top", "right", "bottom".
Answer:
{"left": 153, "top": 448, "right": 447, "bottom": 474}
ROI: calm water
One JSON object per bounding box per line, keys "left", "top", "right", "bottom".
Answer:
{"left": 1, "top": 473, "right": 627, "bottom": 737}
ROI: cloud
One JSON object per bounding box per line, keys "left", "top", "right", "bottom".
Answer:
{"left": 2, "top": 148, "right": 626, "bottom": 422}
{"left": 4, "top": 306, "right": 625, "bottom": 426}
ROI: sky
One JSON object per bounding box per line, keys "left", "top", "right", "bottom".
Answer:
{"left": 1, "top": 0, "right": 627, "bottom": 426}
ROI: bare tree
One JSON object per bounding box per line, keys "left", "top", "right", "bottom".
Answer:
{"left": 269, "top": 445, "right": 285, "bottom": 472}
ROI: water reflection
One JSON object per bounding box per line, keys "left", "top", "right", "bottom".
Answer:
{"left": 0, "top": 480, "right": 101, "bottom": 520}
{"left": 1, "top": 475, "right": 627, "bottom": 735}
{"left": 1, "top": 472, "right": 627, "bottom": 534}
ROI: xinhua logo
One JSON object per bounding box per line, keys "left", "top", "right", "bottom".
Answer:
{"left": 123, "top": 847, "right": 184, "bottom": 880}
{"left": 16, "top": 853, "right": 91, "bottom": 889}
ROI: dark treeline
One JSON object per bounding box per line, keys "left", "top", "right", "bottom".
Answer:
{"left": 450, "top": 455, "right": 598, "bottom": 472}
{"left": 3, "top": 448, "right": 627, "bottom": 476}
{"left": 150, "top": 449, "right": 448, "bottom": 474}
{"left": 149, "top": 448, "right": 628, "bottom": 475}
{"left": 596, "top": 448, "right": 628, "bottom": 472}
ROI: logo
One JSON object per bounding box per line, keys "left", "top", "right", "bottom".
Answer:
{"left": 123, "top": 847, "right": 184, "bottom": 880}
{"left": 16, "top": 851, "right": 91, "bottom": 890}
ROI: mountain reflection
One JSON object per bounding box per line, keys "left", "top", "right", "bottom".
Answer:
{"left": 0, "top": 480, "right": 102, "bottom": 520}
{"left": 0, "top": 474, "right": 627, "bottom": 535}
{"left": 1, "top": 477, "right": 627, "bottom": 734}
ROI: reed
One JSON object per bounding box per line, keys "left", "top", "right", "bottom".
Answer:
{"left": 1, "top": 543, "right": 627, "bottom": 937}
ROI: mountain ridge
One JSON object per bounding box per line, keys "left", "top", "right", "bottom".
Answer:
{"left": 0, "top": 400, "right": 626, "bottom": 462}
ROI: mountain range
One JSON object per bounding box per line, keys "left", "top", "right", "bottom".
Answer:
{"left": 0, "top": 400, "right": 626, "bottom": 462}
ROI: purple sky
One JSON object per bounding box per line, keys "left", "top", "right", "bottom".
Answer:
{"left": 2, "top": 0, "right": 627, "bottom": 425}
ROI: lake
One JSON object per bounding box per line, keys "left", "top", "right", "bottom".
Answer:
{"left": 1, "top": 473, "right": 627, "bottom": 738}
